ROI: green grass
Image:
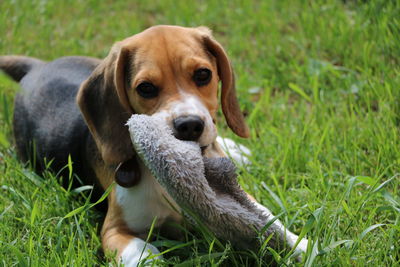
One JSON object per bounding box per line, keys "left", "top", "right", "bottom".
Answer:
{"left": 1, "top": 0, "right": 399, "bottom": 266}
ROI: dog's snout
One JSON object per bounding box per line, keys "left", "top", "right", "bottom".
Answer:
{"left": 173, "top": 115, "right": 205, "bottom": 141}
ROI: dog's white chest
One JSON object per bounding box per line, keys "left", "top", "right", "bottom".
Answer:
{"left": 115, "top": 166, "right": 181, "bottom": 234}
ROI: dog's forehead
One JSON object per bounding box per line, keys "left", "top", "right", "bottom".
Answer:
{"left": 122, "top": 26, "right": 209, "bottom": 60}
{"left": 136, "top": 25, "right": 202, "bottom": 43}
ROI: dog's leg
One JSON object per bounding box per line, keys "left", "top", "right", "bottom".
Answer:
{"left": 202, "top": 140, "right": 308, "bottom": 258}
{"left": 216, "top": 139, "right": 307, "bottom": 255}
{"left": 248, "top": 195, "right": 308, "bottom": 256}
{"left": 102, "top": 190, "right": 161, "bottom": 267}
{"left": 216, "top": 136, "right": 251, "bottom": 167}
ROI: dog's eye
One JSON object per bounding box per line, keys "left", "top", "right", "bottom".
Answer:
{"left": 193, "top": 68, "right": 212, "bottom": 86}
{"left": 136, "top": 82, "right": 159, "bottom": 98}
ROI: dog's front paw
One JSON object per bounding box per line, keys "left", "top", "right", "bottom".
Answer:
{"left": 120, "top": 238, "right": 162, "bottom": 267}
{"left": 217, "top": 136, "right": 251, "bottom": 167}
{"left": 294, "top": 237, "right": 308, "bottom": 254}
{"left": 252, "top": 201, "right": 308, "bottom": 259}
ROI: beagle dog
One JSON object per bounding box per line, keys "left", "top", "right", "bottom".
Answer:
{"left": 0, "top": 25, "right": 307, "bottom": 266}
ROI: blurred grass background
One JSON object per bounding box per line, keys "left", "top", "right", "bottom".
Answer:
{"left": 0, "top": 0, "right": 399, "bottom": 266}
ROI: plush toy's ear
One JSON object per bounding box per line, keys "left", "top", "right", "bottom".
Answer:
{"left": 77, "top": 43, "right": 135, "bottom": 165}
{"left": 200, "top": 29, "right": 250, "bottom": 138}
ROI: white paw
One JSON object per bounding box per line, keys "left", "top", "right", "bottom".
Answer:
{"left": 216, "top": 136, "right": 251, "bottom": 167}
{"left": 120, "top": 238, "right": 161, "bottom": 267}
{"left": 290, "top": 236, "right": 308, "bottom": 262}
{"left": 295, "top": 237, "right": 308, "bottom": 253}
{"left": 252, "top": 202, "right": 308, "bottom": 254}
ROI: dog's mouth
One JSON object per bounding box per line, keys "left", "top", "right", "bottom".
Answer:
{"left": 200, "top": 145, "right": 208, "bottom": 155}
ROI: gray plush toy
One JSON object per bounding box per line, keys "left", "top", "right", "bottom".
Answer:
{"left": 126, "top": 114, "right": 308, "bottom": 257}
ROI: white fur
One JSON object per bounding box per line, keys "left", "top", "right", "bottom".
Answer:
{"left": 253, "top": 202, "right": 308, "bottom": 253}
{"left": 216, "top": 136, "right": 251, "bottom": 167}
{"left": 116, "top": 164, "right": 181, "bottom": 234}
{"left": 120, "top": 238, "right": 161, "bottom": 267}
{"left": 158, "top": 92, "right": 217, "bottom": 147}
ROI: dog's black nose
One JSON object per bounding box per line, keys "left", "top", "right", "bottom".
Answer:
{"left": 173, "top": 115, "right": 204, "bottom": 141}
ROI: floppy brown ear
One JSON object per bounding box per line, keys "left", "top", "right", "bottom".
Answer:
{"left": 203, "top": 33, "right": 250, "bottom": 138}
{"left": 77, "top": 43, "right": 134, "bottom": 165}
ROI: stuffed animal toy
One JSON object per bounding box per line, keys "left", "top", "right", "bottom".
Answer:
{"left": 126, "top": 114, "right": 307, "bottom": 258}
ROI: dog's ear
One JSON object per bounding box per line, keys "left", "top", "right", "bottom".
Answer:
{"left": 77, "top": 43, "right": 134, "bottom": 165}
{"left": 200, "top": 28, "right": 250, "bottom": 138}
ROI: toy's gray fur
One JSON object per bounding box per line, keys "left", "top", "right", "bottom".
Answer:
{"left": 127, "top": 115, "right": 296, "bottom": 250}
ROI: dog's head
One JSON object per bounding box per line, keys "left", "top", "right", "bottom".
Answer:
{"left": 77, "top": 25, "right": 249, "bottom": 168}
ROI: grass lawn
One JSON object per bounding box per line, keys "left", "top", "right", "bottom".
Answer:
{"left": 0, "top": 0, "right": 399, "bottom": 266}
